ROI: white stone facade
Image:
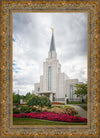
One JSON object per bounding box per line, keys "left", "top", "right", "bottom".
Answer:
{"left": 34, "top": 30, "right": 82, "bottom": 103}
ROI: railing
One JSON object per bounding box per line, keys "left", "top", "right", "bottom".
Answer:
{"left": 69, "top": 98, "right": 81, "bottom": 102}
{"left": 68, "top": 98, "right": 87, "bottom": 103}
{"left": 54, "top": 98, "right": 65, "bottom": 101}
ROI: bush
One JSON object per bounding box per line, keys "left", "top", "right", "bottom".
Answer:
{"left": 67, "top": 101, "right": 87, "bottom": 104}
{"left": 13, "top": 108, "right": 20, "bottom": 114}
{"left": 66, "top": 99, "right": 69, "bottom": 104}
{"left": 82, "top": 99, "right": 84, "bottom": 103}
{"left": 65, "top": 107, "right": 78, "bottom": 116}
{"left": 20, "top": 106, "right": 33, "bottom": 113}
{"left": 32, "top": 107, "right": 37, "bottom": 112}
{"left": 36, "top": 109, "right": 41, "bottom": 112}
{"left": 47, "top": 106, "right": 53, "bottom": 109}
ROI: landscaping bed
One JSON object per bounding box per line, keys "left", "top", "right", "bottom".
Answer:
{"left": 13, "top": 105, "right": 78, "bottom": 116}
{"left": 13, "top": 112, "right": 87, "bottom": 123}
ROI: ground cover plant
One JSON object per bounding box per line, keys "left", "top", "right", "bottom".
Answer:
{"left": 42, "top": 105, "right": 78, "bottom": 116}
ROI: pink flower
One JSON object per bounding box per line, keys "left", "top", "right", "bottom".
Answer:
{"left": 13, "top": 112, "right": 87, "bottom": 123}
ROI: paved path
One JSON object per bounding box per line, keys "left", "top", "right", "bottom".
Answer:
{"left": 67, "top": 104, "right": 87, "bottom": 118}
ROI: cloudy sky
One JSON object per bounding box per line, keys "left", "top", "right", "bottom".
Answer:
{"left": 13, "top": 12, "right": 87, "bottom": 95}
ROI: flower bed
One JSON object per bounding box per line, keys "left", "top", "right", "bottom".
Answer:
{"left": 13, "top": 112, "right": 87, "bottom": 123}
{"left": 42, "top": 106, "right": 78, "bottom": 116}
{"left": 52, "top": 102, "right": 64, "bottom": 105}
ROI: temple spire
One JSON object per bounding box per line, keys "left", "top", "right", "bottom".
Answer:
{"left": 49, "top": 28, "right": 56, "bottom": 51}
{"left": 52, "top": 28, "right": 54, "bottom": 33}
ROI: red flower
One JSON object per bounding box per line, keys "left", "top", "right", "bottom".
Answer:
{"left": 13, "top": 112, "right": 87, "bottom": 123}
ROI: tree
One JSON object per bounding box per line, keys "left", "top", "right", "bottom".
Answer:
{"left": 27, "top": 95, "right": 40, "bottom": 107}
{"left": 13, "top": 93, "right": 25, "bottom": 104}
{"left": 25, "top": 92, "right": 34, "bottom": 102}
{"left": 39, "top": 96, "right": 51, "bottom": 111}
{"left": 74, "top": 83, "right": 87, "bottom": 102}
{"left": 27, "top": 95, "right": 51, "bottom": 111}
{"left": 13, "top": 93, "right": 17, "bottom": 103}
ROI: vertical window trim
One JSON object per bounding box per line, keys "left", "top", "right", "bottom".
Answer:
{"left": 48, "top": 66, "right": 51, "bottom": 91}
{"left": 70, "top": 85, "right": 73, "bottom": 100}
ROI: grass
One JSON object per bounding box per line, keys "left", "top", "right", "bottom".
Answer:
{"left": 67, "top": 102, "right": 87, "bottom": 105}
{"left": 13, "top": 118, "right": 87, "bottom": 125}
{"left": 64, "top": 105, "right": 74, "bottom": 108}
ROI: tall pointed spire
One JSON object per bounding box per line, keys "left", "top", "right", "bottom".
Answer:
{"left": 49, "top": 28, "right": 56, "bottom": 51}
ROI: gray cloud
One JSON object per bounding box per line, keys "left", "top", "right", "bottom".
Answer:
{"left": 13, "top": 13, "right": 87, "bottom": 95}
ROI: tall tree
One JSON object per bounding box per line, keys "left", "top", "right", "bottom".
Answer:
{"left": 74, "top": 83, "right": 87, "bottom": 102}
{"left": 13, "top": 93, "right": 17, "bottom": 103}
{"left": 25, "top": 92, "right": 34, "bottom": 102}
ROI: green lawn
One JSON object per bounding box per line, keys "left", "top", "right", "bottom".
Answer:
{"left": 13, "top": 118, "right": 87, "bottom": 125}
{"left": 67, "top": 102, "right": 87, "bottom": 105}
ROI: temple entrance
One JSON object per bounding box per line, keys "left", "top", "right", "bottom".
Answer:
{"left": 37, "top": 92, "right": 55, "bottom": 102}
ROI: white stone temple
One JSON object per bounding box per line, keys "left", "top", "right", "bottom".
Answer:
{"left": 34, "top": 29, "right": 82, "bottom": 103}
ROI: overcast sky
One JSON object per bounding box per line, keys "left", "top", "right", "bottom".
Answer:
{"left": 13, "top": 12, "right": 87, "bottom": 95}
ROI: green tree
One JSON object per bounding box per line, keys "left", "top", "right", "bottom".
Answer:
{"left": 27, "top": 95, "right": 51, "bottom": 111}
{"left": 27, "top": 95, "right": 40, "bottom": 107}
{"left": 74, "top": 83, "right": 87, "bottom": 102}
{"left": 39, "top": 96, "right": 51, "bottom": 111}
{"left": 25, "top": 92, "right": 34, "bottom": 102}
{"left": 13, "top": 93, "right": 25, "bottom": 104}
{"left": 13, "top": 93, "right": 17, "bottom": 103}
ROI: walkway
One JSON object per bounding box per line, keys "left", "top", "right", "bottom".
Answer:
{"left": 67, "top": 104, "right": 87, "bottom": 118}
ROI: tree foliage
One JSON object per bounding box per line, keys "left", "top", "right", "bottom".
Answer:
{"left": 27, "top": 95, "right": 51, "bottom": 111}
{"left": 39, "top": 96, "right": 51, "bottom": 110}
{"left": 74, "top": 83, "right": 87, "bottom": 101}
{"left": 25, "top": 92, "right": 34, "bottom": 102}
{"left": 27, "top": 95, "right": 40, "bottom": 107}
{"left": 13, "top": 92, "right": 34, "bottom": 104}
{"left": 13, "top": 93, "right": 17, "bottom": 103}
{"left": 13, "top": 93, "right": 25, "bottom": 104}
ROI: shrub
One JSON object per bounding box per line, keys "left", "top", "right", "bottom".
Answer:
{"left": 47, "top": 106, "right": 53, "bottom": 109}
{"left": 13, "top": 108, "right": 20, "bottom": 114}
{"left": 32, "top": 107, "right": 37, "bottom": 112}
{"left": 55, "top": 106, "right": 62, "bottom": 108}
{"left": 67, "top": 101, "right": 87, "bottom": 104}
{"left": 65, "top": 108, "right": 78, "bottom": 116}
{"left": 20, "top": 106, "right": 33, "bottom": 113}
{"left": 36, "top": 109, "right": 41, "bottom": 112}
{"left": 66, "top": 99, "right": 69, "bottom": 104}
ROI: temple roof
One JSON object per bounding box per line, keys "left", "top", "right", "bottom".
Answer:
{"left": 49, "top": 28, "right": 56, "bottom": 52}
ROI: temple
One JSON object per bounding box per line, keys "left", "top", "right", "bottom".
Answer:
{"left": 33, "top": 29, "right": 82, "bottom": 103}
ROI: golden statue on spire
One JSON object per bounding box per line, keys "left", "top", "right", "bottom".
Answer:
{"left": 51, "top": 28, "right": 54, "bottom": 33}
